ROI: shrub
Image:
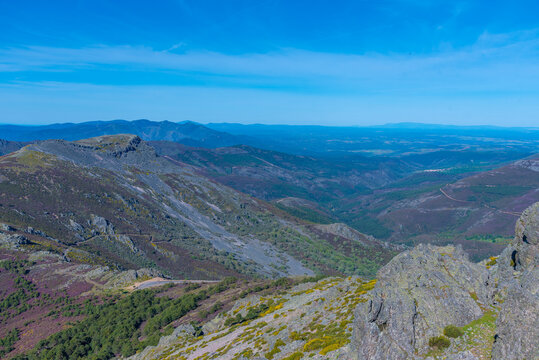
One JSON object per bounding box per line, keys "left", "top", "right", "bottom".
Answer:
{"left": 282, "top": 351, "right": 303, "bottom": 360}
{"left": 428, "top": 335, "right": 451, "bottom": 349}
{"left": 224, "top": 303, "right": 269, "bottom": 326}
{"left": 485, "top": 256, "right": 497, "bottom": 267}
{"left": 303, "top": 338, "right": 325, "bottom": 352}
{"left": 0, "top": 329, "right": 20, "bottom": 357}
{"left": 443, "top": 325, "right": 463, "bottom": 338}
{"left": 14, "top": 277, "right": 236, "bottom": 360}
{"left": 320, "top": 343, "right": 342, "bottom": 355}
{"left": 265, "top": 339, "right": 285, "bottom": 359}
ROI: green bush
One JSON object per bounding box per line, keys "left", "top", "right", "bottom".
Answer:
{"left": 14, "top": 277, "right": 236, "bottom": 360}
{"left": 443, "top": 325, "right": 463, "bottom": 338}
{"left": 0, "top": 329, "right": 20, "bottom": 357}
{"left": 224, "top": 303, "right": 269, "bottom": 326}
{"left": 428, "top": 335, "right": 451, "bottom": 349}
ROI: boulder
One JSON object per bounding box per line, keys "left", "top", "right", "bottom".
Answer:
{"left": 0, "top": 233, "right": 30, "bottom": 249}
{"left": 89, "top": 214, "right": 115, "bottom": 235}
{"left": 351, "top": 244, "right": 489, "bottom": 359}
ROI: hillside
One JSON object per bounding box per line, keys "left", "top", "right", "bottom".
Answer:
{"left": 2, "top": 137, "right": 537, "bottom": 360}
{"left": 104, "top": 203, "right": 536, "bottom": 360}
{"left": 150, "top": 141, "right": 410, "bottom": 201}
{"left": 0, "top": 135, "right": 395, "bottom": 280}
{"left": 0, "top": 140, "right": 30, "bottom": 156}
{"left": 151, "top": 141, "right": 539, "bottom": 259}
{"left": 367, "top": 154, "right": 539, "bottom": 257}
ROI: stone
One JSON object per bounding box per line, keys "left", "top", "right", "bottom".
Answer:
{"left": 0, "top": 233, "right": 30, "bottom": 248}
{"left": 68, "top": 219, "right": 84, "bottom": 233}
{"left": 89, "top": 214, "right": 115, "bottom": 235}
{"left": 0, "top": 223, "right": 16, "bottom": 231}
{"left": 351, "top": 244, "right": 489, "bottom": 359}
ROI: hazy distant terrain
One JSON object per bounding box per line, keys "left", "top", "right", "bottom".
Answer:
{"left": 0, "top": 120, "right": 247, "bottom": 148}
{"left": 3, "top": 120, "right": 539, "bottom": 155}
{"left": 206, "top": 122, "right": 539, "bottom": 156}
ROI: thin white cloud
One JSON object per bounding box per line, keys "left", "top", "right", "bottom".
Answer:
{"left": 1, "top": 29, "right": 539, "bottom": 95}
{"left": 2, "top": 81, "right": 539, "bottom": 126}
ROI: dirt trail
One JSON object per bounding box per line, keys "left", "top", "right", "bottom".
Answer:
{"left": 77, "top": 233, "right": 152, "bottom": 245}
{"left": 439, "top": 188, "right": 469, "bottom": 203}
{"left": 440, "top": 188, "right": 521, "bottom": 217}
{"left": 127, "top": 277, "right": 219, "bottom": 291}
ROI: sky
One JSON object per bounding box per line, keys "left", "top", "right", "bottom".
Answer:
{"left": 1, "top": 0, "right": 539, "bottom": 126}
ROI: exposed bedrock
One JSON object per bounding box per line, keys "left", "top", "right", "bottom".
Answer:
{"left": 351, "top": 202, "right": 539, "bottom": 359}
{"left": 491, "top": 202, "right": 539, "bottom": 360}
{"left": 351, "top": 244, "right": 489, "bottom": 359}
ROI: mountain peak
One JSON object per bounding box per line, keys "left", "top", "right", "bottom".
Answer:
{"left": 74, "top": 134, "right": 142, "bottom": 152}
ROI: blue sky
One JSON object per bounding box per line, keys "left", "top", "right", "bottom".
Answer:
{"left": 1, "top": 0, "right": 539, "bottom": 126}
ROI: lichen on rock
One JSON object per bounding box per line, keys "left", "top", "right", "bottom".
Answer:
{"left": 350, "top": 244, "right": 489, "bottom": 359}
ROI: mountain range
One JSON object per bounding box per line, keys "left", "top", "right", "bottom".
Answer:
{"left": 2, "top": 119, "right": 539, "bottom": 261}
{"left": 1, "top": 119, "right": 538, "bottom": 359}
{"left": 0, "top": 120, "right": 245, "bottom": 148}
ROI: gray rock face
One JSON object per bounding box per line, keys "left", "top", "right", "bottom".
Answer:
{"left": 351, "top": 244, "right": 488, "bottom": 359}
{"left": 0, "top": 223, "right": 16, "bottom": 231}
{"left": 25, "top": 226, "right": 48, "bottom": 237}
{"left": 445, "top": 351, "right": 479, "bottom": 360}
{"left": 491, "top": 202, "right": 539, "bottom": 360}
{"left": 0, "top": 233, "right": 30, "bottom": 248}
{"left": 89, "top": 214, "right": 115, "bottom": 235}
{"left": 105, "top": 268, "right": 163, "bottom": 288}
{"left": 350, "top": 202, "right": 539, "bottom": 360}
{"left": 68, "top": 219, "right": 84, "bottom": 233}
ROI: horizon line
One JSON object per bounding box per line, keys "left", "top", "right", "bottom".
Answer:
{"left": 1, "top": 119, "right": 539, "bottom": 130}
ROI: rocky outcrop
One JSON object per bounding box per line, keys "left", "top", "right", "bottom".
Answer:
{"left": 512, "top": 155, "right": 539, "bottom": 172}
{"left": 0, "top": 233, "right": 30, "bottom": 248}
{"left": 105, "top": 268, "right": 163, "bottom": 288}
{"left": 491, "top": 202, "right": 539, "bottom": 360}
{"left": 0, "top": 223, "right": 16, "bottom": 232}
{"left": 75, "top": 134, "right": 146, "bottom": 158}
{"left": 89, "top": 214, "right": 115, "bottom": 235}
{"left": 350, "top": 202, "right": 539, "bottom": 360}
{"left": 351, "top": 244, "right": 489, "bottom": 359}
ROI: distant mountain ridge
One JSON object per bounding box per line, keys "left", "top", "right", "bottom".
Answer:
{"left": 0, "top": 120, "right": 247, "bottom": 148}
{"left": 3, "top": 119, "right": 539, "bottom": 157}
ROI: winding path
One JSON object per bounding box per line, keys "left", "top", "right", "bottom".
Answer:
{"left": 439, "top": 188, "right": 521, "bottom": 217}
{"left": 127, "top": 277, "right": 219, "bottom": 291}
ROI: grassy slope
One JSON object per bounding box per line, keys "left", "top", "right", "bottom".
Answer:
{"left": 0, "top": 140, "right": 394, "bottom": 279}
{"left": 152, "top": 141, "right": 537, "bottom": 257}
